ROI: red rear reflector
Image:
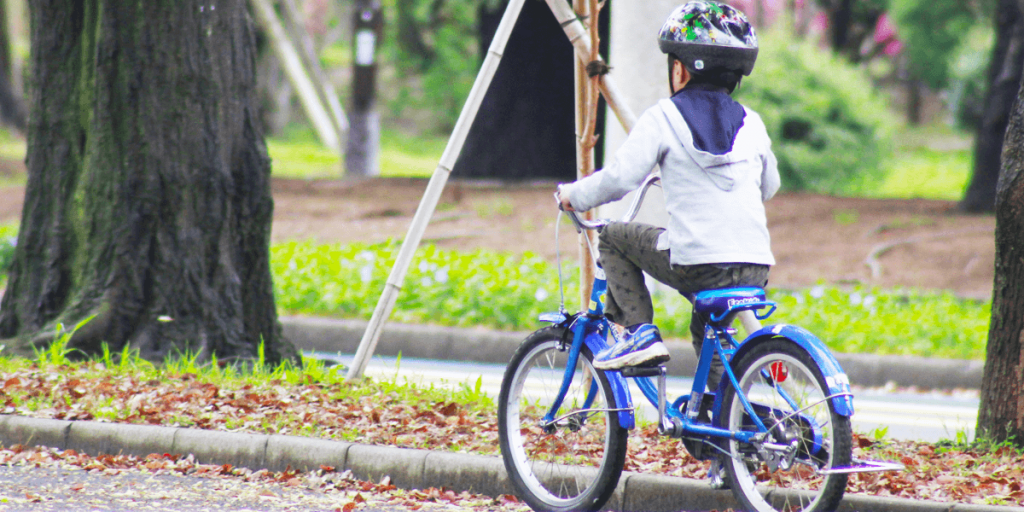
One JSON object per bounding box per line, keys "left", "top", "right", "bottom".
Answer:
{"left": 769, "top": 361, "right": 788, "bottom": 383}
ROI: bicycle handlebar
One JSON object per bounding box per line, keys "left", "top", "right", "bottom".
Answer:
{"left": 557, "top": 173, "right": 662, "bottom": 232}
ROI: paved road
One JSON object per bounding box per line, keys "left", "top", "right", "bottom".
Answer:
{"left": 0, "top": 462, "right": 503, "bottom": 512}
{"left": 0, "top": 464, "right": 424, "bottom": 512}
{"left": 316, "top": 352, "right": 979, "bottom": 443}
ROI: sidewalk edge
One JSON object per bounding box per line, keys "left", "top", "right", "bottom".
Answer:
{"left": 0, "top": 416, "right": 1018, "bottom": 512}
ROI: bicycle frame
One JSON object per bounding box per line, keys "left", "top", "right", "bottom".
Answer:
{"left": 546, "top": 173, "right": 855, "bottom": 448}
{"left": 539, "top": 273, "right": 813, "bottom": 447}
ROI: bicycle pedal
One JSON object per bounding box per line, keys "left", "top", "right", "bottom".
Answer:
{"left": 620, "top": 366, "right": 665, "bottom": 378}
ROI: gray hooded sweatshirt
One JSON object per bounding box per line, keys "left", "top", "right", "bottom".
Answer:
{"left": 566, "top": 87, "right": 780, "bottom": 267}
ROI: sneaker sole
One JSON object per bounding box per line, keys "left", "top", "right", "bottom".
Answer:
{"left": 593, "top": 344, "right": 670, "bottom": 370}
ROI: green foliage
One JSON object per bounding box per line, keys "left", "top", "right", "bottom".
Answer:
{"left": 652, "top": 284, "right": 987, "bottom": 359}
{"left": 0, "top": 223, "right": 15, "bottom": 275}
{"left": 890, "top": 0, "right": 979, "bottom": 90}
{"left": 878, "top": 145, "right": 972, "bottom": 200}
{"left": 736, "top": 30, "right": 899, "bottom": 194}
{"left": 266, "top": 126, "right": 443, "bottom": 178}
{"left": 771, "top": 286, "right": 989, "bottom": 360}
{"left": 271, "top": 241, "right": 989, "bottom": 360}
{"left": 383, "top": 0, "right": 483, "bottom": 132}
{"left": 948, "top": 22, "right": 996, "bottom": 129}
{"left": 271, "top": 240, "right": 575, "bottom": 331}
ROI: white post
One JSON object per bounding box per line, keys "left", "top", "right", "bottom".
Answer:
{"left": 346, "top": 0, "right": 528, "bottom": 381}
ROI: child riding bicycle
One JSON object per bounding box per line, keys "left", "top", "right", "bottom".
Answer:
{"left": 556, "top": 0, "right": 780, "bottom": 392}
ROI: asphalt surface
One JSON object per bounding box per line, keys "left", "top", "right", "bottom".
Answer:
{"left": 0, "top": 317, "right": 1013, "bottom": 512}
{"left": 0, "top": 463, "right": 416, "bottom": 512}
{"left": 281, "top": 317, "right": 986, "bottom": 391}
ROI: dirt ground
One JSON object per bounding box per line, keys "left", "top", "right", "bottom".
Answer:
{"left": 0, "top": 177, "right": 996, "bottom": 299}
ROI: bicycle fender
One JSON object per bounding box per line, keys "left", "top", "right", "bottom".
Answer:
{"left": 584, "top": 330, "right": 636, "bottom": 430}
{"left": 735, "top": 325, "right": 855, "bottom": 416}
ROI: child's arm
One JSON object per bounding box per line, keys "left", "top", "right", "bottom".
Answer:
{"left": 761, "top": 146, "right": 780, "bottom": 201}
{"left": 563, "top": 109, "right": 666, "bottom": 212}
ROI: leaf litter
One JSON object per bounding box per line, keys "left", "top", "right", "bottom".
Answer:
{"left": 0, "top": 363, "right": 1021, "bottom": 508}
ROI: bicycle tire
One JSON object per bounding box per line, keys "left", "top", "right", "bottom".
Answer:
{"left": 719, "top": 338, "right": 852, "bottom": 512}
{"left": 498, "top": 326, "right": 628, "bottom": 512}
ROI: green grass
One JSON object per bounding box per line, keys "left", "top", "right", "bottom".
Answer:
{"left": 267, "top": 126, "right": 444, "bottom": 179}
{"left": 0, "top": 327, "right": 495, "bottom": 431}
{"left": 876, "top": 146, "right": 972, "bottom": 200}
{"left": 869, "top": 124, "right": 973, "bottom": 200}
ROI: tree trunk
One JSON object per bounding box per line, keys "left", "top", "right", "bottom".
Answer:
{"left": 961, "top": 0, "right": 1024, "bottom": 214}
{"left": 907, "top": 79, "right": 923, "bottom": 126}
{"left": 453, "top": 0, "right": 588, "bottom": 181}
{"left": 0, "top": 0, "right": 297, "bottom": 365}
{"left": 977, "top": 59, "right": 1024, "bottom": 446}
{"left": 0, "top": 0, "right": 25, "bottom": 132}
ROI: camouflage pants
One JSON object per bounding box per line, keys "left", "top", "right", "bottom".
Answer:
{"left": 598, "top": 221, "right": 770, "bottom": 390}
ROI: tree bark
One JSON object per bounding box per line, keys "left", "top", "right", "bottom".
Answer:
{"left": 961, "top": 0, "right": 1024, "bottom": 214}
{"left": 977, "top": 45, "right": 1024, "bottom": 446}
{"left": 0, "top": 0, "right": 297, "bottom": 365}
{"left": 453, "top": 0, "right": 591, "bottom": 181}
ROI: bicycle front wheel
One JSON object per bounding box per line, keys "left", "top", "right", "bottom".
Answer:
{"left": 498, "top": 326, "right": 628, "bottom": 512}
{"left": 720, "top": 339, "right": 852, "bottom": 512}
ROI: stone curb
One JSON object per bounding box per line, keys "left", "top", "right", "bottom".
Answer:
{"left": 0, "top": 416, "right": 1018, "bottom": 512}
{"left": 282, "top": 316, "right": 985, "bottom": 390}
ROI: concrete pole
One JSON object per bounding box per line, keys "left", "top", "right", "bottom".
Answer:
{"left": 345, "top": 0, "right": 383, "bottom": 177}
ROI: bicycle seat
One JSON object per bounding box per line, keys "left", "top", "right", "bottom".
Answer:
{"left": 691, "top": 287, "right": 776, "bottom": 325}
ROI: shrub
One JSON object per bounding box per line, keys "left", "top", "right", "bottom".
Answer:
{"left": 736, "top": 30, "right": 900, "bottom": 194}
{"left": 0, "top": 224, "right": 16, "bottom": 275}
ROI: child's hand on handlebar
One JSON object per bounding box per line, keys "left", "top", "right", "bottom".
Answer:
{"left": 556, "top": 185, "right": 575, "bottom": 212}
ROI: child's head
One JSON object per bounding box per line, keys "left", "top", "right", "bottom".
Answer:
{"left": 658, "top": 1, "right": 758, "bottom": 94}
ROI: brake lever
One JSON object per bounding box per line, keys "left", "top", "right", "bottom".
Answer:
{"left": 554, "top": 190, "right": 585, "bottom": 234}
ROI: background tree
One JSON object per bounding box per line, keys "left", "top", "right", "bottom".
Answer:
{"left": 889, "top": 1, "right": 977, "bottom": 124}
{"left": 977, "top": 47, "right": 1024, "bottom": 446}
{"left": 0, "top": 0, "right": 297, "bottom": 364}
{"left": 0, "top": 0, "right": 25, "bottom": 132}
{"left": 962, "top": 0, "right": 1024, "bottom": 213}
{"left": 815, "top": 0, "right": 888, "bottom": 62}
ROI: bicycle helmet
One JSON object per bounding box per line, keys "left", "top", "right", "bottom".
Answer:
{"left": 658, "top": 1, "right": 758, "bottom": 76}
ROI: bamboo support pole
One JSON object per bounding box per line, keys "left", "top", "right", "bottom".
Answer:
{"left": 346, "top": 0, "right": 528, "bottom": 381}
{"left": 251, "top": 0, "right": 341, "bottom": 152}
{"left": 280, "top": 0, "right": 350, "bottom": 138}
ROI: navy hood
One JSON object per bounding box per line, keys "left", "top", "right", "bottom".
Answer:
{"left": 669, "top": 85, "right": 746, "bottom": 156}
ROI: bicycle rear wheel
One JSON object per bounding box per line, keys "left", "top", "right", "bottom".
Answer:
{"left": 498, "top": 326, "right": 628, "bottom": 512}
{"left": 719, "top": 339, "right": 852, "bottom": 512}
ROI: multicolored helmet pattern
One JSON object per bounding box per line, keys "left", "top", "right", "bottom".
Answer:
{"left": 658, "top": 1, "right": 759, "bottom": 76}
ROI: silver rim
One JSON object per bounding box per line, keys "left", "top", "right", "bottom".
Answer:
{"left": 504, "top": 340, "right": 614, "bottom": 507}
{"left": 727, "top": 352, "right": 836, "bottom": 512}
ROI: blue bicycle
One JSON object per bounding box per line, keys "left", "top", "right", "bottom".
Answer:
{"left": 497, "top": 175, "right": 900, "bottom": 512}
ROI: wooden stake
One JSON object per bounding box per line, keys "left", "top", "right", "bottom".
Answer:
{"left": 573, "top": 0, "right": 602, "bottom": 312}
